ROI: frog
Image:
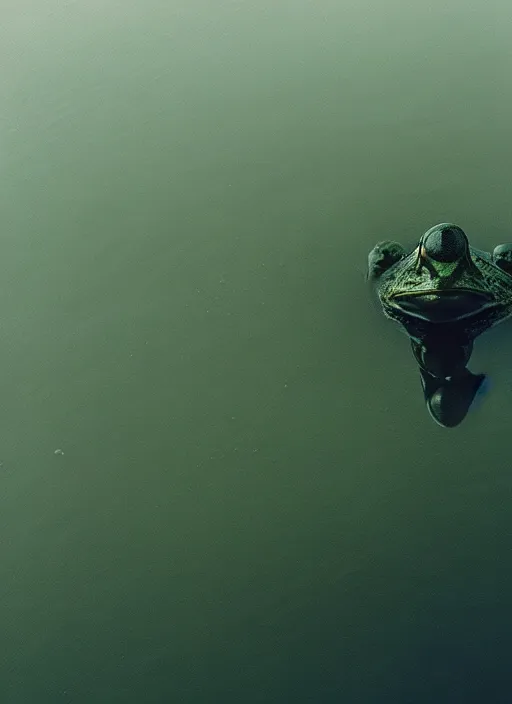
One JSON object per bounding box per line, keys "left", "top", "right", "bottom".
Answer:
{"left": 368, "top": 223, "right": 512, "bottom": 426}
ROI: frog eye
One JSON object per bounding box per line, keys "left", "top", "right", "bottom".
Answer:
{"left": 422, "top": 225, "right": 466, "bottom": 263}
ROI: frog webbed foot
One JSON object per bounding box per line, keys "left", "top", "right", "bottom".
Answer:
{"left": 367, "top": 241, "right": 406, "bottom": 281}
{"left": 492, "top": 244, "right": 512, "bottom": 274}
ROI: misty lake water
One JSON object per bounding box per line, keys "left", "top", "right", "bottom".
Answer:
{"left": 2, "top": 1, "right": 512, "bottom": 702}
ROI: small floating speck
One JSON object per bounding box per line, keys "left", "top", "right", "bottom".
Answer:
{"left": 54, "top": 449, "right": 65, "bottom": 456}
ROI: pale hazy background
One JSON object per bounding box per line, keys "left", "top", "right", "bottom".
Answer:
{"left": 2, "top": 1, "right": 512, "bottom": 702}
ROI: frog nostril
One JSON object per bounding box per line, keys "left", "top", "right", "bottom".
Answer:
{"left": 423, "top": 226, "right": 466, "bottom": 263}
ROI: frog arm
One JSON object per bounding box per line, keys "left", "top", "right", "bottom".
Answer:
{"left": 367, "top": 241, "right": 406, "bottom": 281}
{"left": 492, "top": 243, "right": 512, "bottom": 275}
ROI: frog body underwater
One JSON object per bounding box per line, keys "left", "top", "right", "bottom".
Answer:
{"left": 368, "top": 223, "right": 512, "bottom": 427}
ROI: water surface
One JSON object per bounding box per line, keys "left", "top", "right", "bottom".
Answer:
{"left": 2, "top": 1, "right": 512, "bottom": 702}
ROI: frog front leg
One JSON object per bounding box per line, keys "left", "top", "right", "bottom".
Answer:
{"left": 367, "top": 241, "right": 406, "bottom": 281}
{"left": 492, "top": 243, "right": 512, "bottom": 275}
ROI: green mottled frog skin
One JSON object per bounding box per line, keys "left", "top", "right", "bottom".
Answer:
{"left": 368, "top": 223, "right": 512, "bottom": 427}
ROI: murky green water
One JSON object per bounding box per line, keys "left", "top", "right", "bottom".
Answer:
{"left": 2, "top": 1, "right": 512, "bottom": 702}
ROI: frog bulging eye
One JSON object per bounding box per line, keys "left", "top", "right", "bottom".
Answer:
{"left": 422, "top": 225, "right": 466, "bottom": 263}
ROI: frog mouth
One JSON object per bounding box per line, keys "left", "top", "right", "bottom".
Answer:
{"left": 392, "top": 289, "right": 494, "bottom": 322}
